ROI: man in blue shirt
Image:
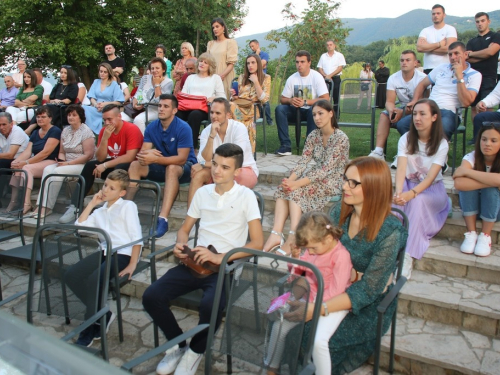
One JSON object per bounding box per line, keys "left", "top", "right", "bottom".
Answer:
{"left": 128, "top": 94, "right": 197, "bottom": 237}
{"left": 249, "top": 39, "right": 273, "bottom": 125}
{"left": 0, "top": 76, "right": 19, "bottom": 111}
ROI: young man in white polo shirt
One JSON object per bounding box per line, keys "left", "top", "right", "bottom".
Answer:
{"left": 143, "top": 143, "right": 263, "bottom": 375}
{"left": 317, "top": 39, "right": 346, "bottom": 112}
{"left": 187, "top": 97, "right": 258, "bottom": 207}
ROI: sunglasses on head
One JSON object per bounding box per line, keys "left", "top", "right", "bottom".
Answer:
{"left": 481, "top": 121, "right": 500, "bottom": 129}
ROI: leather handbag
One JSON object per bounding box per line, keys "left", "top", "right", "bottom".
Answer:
{"left": 180, "top": 245, "right": 220, "bottom": 277}
{"left": 123, "top": 102, "right": 144, "bottom": 119}
{"left": 177, "top": 92, "right": 209, "bottom": 113}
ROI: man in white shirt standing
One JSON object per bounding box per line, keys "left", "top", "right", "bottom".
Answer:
{"left": 275, "top": 50, "right": 329, "bottom": 156}
{"left": 417, "top": 4, "right": 457, "bottom": 74}
{"left": 317, "top": 39, "right": 345, "bottom": 115}
{"left": 368, "top": 50, "right": 427, "bottom": 160}
{"left": 12, "top": 60, "right": 27, "bottom": 89}
{"left": 187, "top": 97, "right": 258, "bottom": 207}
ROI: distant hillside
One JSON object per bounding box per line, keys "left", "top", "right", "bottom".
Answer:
{"left": 236, "top": 9, "right": 500, "bottom": 59}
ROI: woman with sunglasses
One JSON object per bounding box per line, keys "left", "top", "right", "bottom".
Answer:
{"left": 263, "top": 100, "right": 349, "bottom": 253}
{"left": 393, "top": 98, "right": 450, "bottom": 278}
{"left": 454, "top": 122, "right": 500, "bottom": 257}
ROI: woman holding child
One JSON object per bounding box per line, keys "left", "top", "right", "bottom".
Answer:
{"left": 263, "top": 100, "right": 349, "bottom": 254}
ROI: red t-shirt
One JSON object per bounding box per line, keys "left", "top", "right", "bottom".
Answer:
{"left": 97, "top": 121, "right": 143, "bottom": 158}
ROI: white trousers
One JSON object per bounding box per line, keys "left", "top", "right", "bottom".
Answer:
{"left": 36, "top": 163, "right": 85, "bottom": 209}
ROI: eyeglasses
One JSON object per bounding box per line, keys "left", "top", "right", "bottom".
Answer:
{"left": 343, "top": 174, "right": 361, "bottom": 189}
{"left": 61, "top": 65, "right": 72, "bottom": 69}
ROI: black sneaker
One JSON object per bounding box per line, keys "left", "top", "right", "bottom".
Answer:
{"left": 75, "top": 325, "right": 96, "bottom": 347}
{"left": 94, "top": 311, "right": 116, "bottom": 340}
{"left": 274, "top": 147, "right": 292, "bottom": 156}
{"left": 467, "top": 138, "right": 475, "bottom": 146}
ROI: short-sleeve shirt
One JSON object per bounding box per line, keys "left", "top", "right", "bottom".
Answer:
{"left": 97, "top": 121, "right": 143, "bottom": 159}
{"left": 30, "top": 126, "right": 61, "bottom": 160}
{"left": 387, "top": 70, "right": 427, "bottom": 104}
{"left": 397, "top": 133, "right": 449, "bottom": 182}
{"left": 16, "top": 85, "right": 44, "bottom": 106}
{"left": 466, "top": 31, "right": 500, "bottom": 79}
{"left": 144, "top": 117, "right": 197, "bottom": 164}
{"left": 0, "top": 125, "right": 29, "bottom": 158}
{"left": 198, "top": 120, "right": 258, "bottom": 176}
{"left": 463, "top": 151, "right": 492, "bottom": 172}
{"left": 317, "top": 51, "right": 346, "bottom": 76}
{"left": 0, "top": 87, "right": 19, "bottom": 107}
{"left": 106, "top": 57, "right": 126, "bottom": 81}
{"left": 40, "top": 80, "right": 53, "bottom": 97}
{"left": 281, "top": 70, "right": 329, "bottom": 109}
{"left": 419, "top": 24, "right": 458, "bottom": 69}
{"left": 187, "top": 182, "right": 261, "bottom": 254}
{"left": 61, "top": 123, "right": 95, "bottom": 161}
{"left": 258, "top": 51, "right": 270, "bottom": 74}
{"left": 428, "top": 63, "right": 482, "bottom": 112}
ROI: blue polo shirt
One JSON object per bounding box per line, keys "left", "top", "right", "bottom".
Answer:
{"left": 259, "top": 51, "right": 270, "bottom": 74}
{"left": 144, "top": 117, "right": 197, "bottom": 165}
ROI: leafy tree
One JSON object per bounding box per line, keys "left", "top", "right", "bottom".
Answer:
{"left": 378, "top": 37, "right": 424, "bottom": 76}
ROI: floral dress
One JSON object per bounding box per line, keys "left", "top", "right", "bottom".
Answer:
{"left": 274, "top": 129, "right": 349, "bottom": 212}
{"left": 231, "top": 74, "right": 271, "bottom": 153}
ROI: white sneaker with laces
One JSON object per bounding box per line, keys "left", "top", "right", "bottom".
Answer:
{"left": 156, "top": 344, "right": 187, "bottom": 375}
{"left": 368, "top": 150, "right": 385, "bottom": 160}
{"left": 174, "top": 348, "right": 203, "bottom": 375}
{"left": 401, "top": 252, "right": 413, "bottom": 280}
{"left": 59, "top": 204, "right": 76, "bottom": 224}
{"left": 460, "top": 231, "right": 478, "bottom": 254}
{"left": 474, "top": 232, "right": 491, "bottom": 257}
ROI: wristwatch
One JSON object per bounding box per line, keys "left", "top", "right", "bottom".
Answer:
{"left": 322, "top": 302, "right": 329, "bottom": 316}
{"left": 457, "top": 79, "right": 465, "bottom": 84}
{"left": 154, "top": 84, "right": 161, "bottom": 88}
{"left": 303, "top": 99, "right": 307, "bottom": 106}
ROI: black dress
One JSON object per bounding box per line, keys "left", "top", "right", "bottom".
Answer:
{"left": 375, "top": 67, "right": 390, "bottom": 108}
{"left": 47, "top": 83, "right": 79, "bottom": 128}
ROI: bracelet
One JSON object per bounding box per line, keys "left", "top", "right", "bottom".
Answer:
{"left": 26, "top": 160, "right": 29, "bottom": 165}
{"left": 103, "top": 162, "right": 107, "bottom": 169}
{"left": 411, "top": 189, "right": 418, "bottom": 197}
{"left": 322, "top": 302, "right": 329, "bottom": 317}
{"left": 209, "top": 135, "right": 215, "bottom": 139}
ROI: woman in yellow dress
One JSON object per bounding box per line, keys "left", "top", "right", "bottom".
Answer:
{"left": 230, "top": 54, "right": 271, "bottom": 153}
{"left": 207, "top": 17, "right": 238, "bottom": 99}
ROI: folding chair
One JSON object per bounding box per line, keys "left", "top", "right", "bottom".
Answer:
{"left": 0, "top": 174, "right": 85, "bottom": 265}
{"left": 337, "top": 78, "right": 377, "bottom": 152}
{"left": 0, "top": 224, "right": 114, "bottom": 360}
{"left": 451, "top": 106, "right": 469, "bottom": 174}
{"left": 0, "top": 169, "right": 28, "bottom": 246}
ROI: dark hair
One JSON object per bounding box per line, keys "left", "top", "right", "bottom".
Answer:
{"left": 295, "top": 211, "right": 342, "bottom": 247}
{"left": 311, "top": 100, "right": 339, "bottom": 129}
{"left": 104, "top": 43, "right": 114, "bottom": 48}
{"left": 0, "top": 112, "right": 13, "bottom": 123}
{"left": 102, "top": 103, "right": 121, "bottom": 114}
{"left": 242, "top": 54, "right": 265, "bottom": 86}
{"left": 106, "top": 169, "right": 130, "bottom": 191}
{"left": 149, "top": 57, "right": 167, "bottom": 76}
{"left": 295, "top": 50, "right": 311, "bottom": 62}
{"left": 407, "top": 99, "right": 445, "bottom": 156}
{"left": 326, "top": 39, "right": 336, "bottom": 45}
{"left": 379, "top": 60, "right": 385, "bottom": 64}
{"left": 211, "top": 18, "right": 230, "bottom": 39}
{"left": 35, "top": 105, "right": 52, "bottom": 118}
{"left": 401, "top": 50, "right": 417, "bottom": 58}
{"left": 65, "top": 104, "right": 86, "bottom": 123}
{"left": 212, "top": 97, "right": 231, "bottom": 113}
{"left": 249, "top": 39, "right": 259, "bottom": 45}
{"left": 214, "top": 143, "right": 243, "bottom": 169}
{"left": 449, "top": 41, "right": 466, "bottom": 52}
{"left": 155, "top": 44, "right": 167, "bottom": 55}
{"left": 474, "top": 124, "right": 500, "bottom": 173}
{"left": 32, "top": 68, "right": 43, "bottom": 76}
{"left": 432, "top": 4, "right": 445, "bottom": 12}
{"left": 61, "top": 66, "right": 77, "bottom": 84}
{"left": 475, "top": 12, "right": 489, "bottom": 20}
{"left": 159, "top": 93, "right": 178, "bottom": 109}
{"left": 23, "top": 69, "right": 38, "bottom": 89}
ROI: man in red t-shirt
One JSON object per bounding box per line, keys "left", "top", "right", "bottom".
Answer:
{"left": 59, "top": 104, "right": 143, "bottom": 223}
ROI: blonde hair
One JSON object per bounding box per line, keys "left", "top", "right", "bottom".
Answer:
{"left": 196, "top": 53, "right": 217, "bottom": 76}
{"left": 295, "top": 211, "right": 343, "bottom": 247}
{"left": 181, "top": 42, "right": 195, "bottom": 57}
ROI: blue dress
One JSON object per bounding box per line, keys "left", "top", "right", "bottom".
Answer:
{"left": 84, "top": 79, "right": 124, "bottom": 134}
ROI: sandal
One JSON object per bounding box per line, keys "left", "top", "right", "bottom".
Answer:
{"left": 22, "top": 203, "right": 34, "bottom": 216}
{"left": 33, "top": 208, "right": 52, "bottom": 220}
{"left": 264, "top": 230, "right": 285, "bottom": 253}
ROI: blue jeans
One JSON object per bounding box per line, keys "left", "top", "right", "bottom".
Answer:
{"left": 397, "top": 109, "right": 457, "bottom": 139}
{"left": 262, "top": 102, "right": 273, "bottom": 124}
{"left": 473, "top": 111, "right": 500, "bottom": 142}
{"left": 275, "top": 105, "right": 315, "bottom": 149}
{"left": 459, "top": 187, "right": 500, "bottom": 222}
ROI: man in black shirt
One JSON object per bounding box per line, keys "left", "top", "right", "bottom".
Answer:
{"left": 466, "top": 12, "right": 500, "bottom": 127}
{"left": 104, "top": 43, "right": 126, "bottom": 82}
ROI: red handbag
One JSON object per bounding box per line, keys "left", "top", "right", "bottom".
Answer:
{"left": 177, "top": 92, "right": 209, "bottom": 113}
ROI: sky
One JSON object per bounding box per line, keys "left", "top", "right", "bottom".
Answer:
{"left": 235, "top": 0, "right": 500, "bottom": 38}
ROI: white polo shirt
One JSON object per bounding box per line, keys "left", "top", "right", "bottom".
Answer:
{"left": 317, "top": 51, "right": 346, "bottom": 76}
{"left": 197, "top": 119, "right": 258, "bottom": 177}
{"left": 428, "top": 63, "right": 482, "bottom": 112}
{"left": 387, "top": 70, "right": 427, "bottom": 105}
{"left": 419, "top": 24, "right": 457, "bottom": 69}
{"left": 0, "top": 125, "right": 29, "bottom": 158}
{"left": 188, "top": 182, "right": 261, "bottom": 254}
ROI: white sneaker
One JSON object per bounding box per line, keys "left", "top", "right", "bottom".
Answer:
{"left": 401, "top": 252, "right": 413, "bottom": 280}
{"left": 390, "top": 156, "right": 398, "bottom": 169}
{"left": 174, "top": 348, "right": 203, "bottom": 375}
{"left": 460, "top": 231, "right": 478, "bottom": 254}
{"left": 156, "top": 344, "right": 187, "bottom": 375}
{"left": 474, "top": 232, "right": 491, "bottom": 257}
{"left": 59, "top": 204, "right": 76, "bottom": 224}
{"left": 368, "top": 150, "right": 385, "bottom": 160}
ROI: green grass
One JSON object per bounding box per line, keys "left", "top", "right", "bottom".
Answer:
{"left": 255, "top": 103, "right": 475, "bottom": 163}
